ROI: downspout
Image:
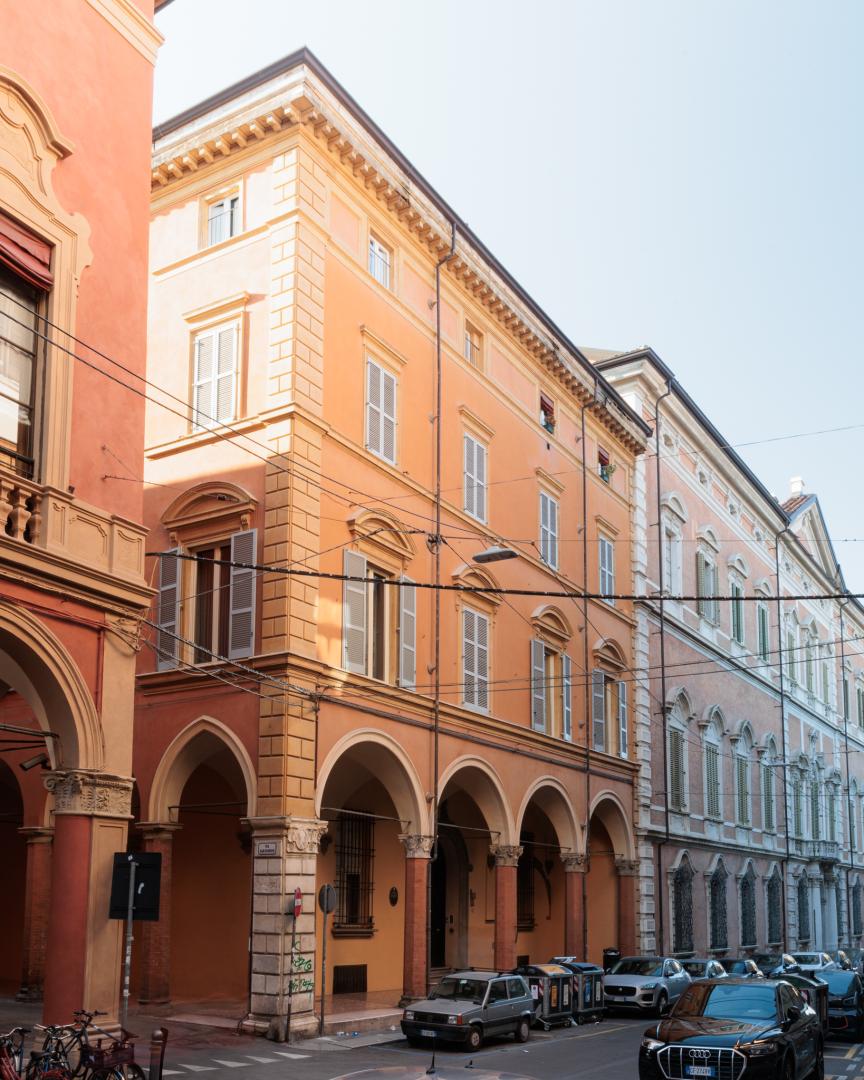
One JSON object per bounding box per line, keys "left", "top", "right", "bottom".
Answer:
{"left": 653, "top": 378, "right": 673, "bottom": 954}
{"left": 580, "top": 393, "right": 591, "bottom": 961}
{"left": 774, "top": 524, "right": 791, "bottom": 951}
{"left": 838, "top": 592, "right": 854, "bottom": 944}
{"left": 427, "top": 224, "right": 457, "bottom": 987}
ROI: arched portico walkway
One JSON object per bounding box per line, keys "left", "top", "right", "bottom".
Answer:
{"left": 586, "top": 793, "right": 638, "bottom": 962}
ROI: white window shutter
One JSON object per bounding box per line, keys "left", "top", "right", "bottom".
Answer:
{"left": 366, "top": 360, "right": 382, "bottom": 457}
{"left": 696, "top": 552, "right": 706, "bottom": 616}
{"left": 343, "top": 550, "right": 368, "bottom": 673}
{"left": 711, "top": 562, "right": 720, "bottom": 623}
{"left": 475, "top": 441, "right": 486, "bottom": 522}
{"left": 399, "top": 577, "right": 416, "bottom": 690}
{"left": 463, "top": 608, "right": 476, "bottom": 705}
{"left": 157, "top": 548, "right": 181, "bottom": 670}
{"left": 475, "top": 611, "right": 489, "bottom": 710}
{"left": 381, "top": 368, "right": 396, "bottom": 463}
{"left": 464, "top": 435, "right": 476, "bottom": 518}
{"left": 591, "top": 670, "right": 606, "bottom": 751}
{"left": 193, "top": 330, "right": 215, "bottom": 429}
{"left": 215, "top": 325, "right": 237, "bottom": 423}
{"left": 561, "top": 654, "right": 572, "bottom": 741}
{"left": 617, "top": 680, "right": 628, "bottom": 757}
{"left": 530, "top": 639, "right": 546, "bottom": 731}
{"left": 549, "top": 497, "right": 558, "bottom": 569}
{"left": 540, "top": 493, "right": 550, "bottom": 562}
{"left": 228, "top": 530, "right": 257, "bottom": 659}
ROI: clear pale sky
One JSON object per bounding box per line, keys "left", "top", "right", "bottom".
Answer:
{"left": 154, "top": 0, "right": 864, "bottom": 592}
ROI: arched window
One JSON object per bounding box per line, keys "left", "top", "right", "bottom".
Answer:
{"left": 798, "top": 876, "right": 811, "bottom": 943}
{"left": 703, "top": 716, "right": 722, "bottom": 820}
{"left": 853, "top": 880, "right": 863, "bottom": 937}
{"left": 766, "top": 868, "right": 783, "bottom": 945}
{"left": 740, "top": 865, "right": 757, "bottom": 947}
{"left": 709, "top": 861, "right": 728, "bottom": 950}
{"left": 734, "top": 728, "right": 752, "bottom": 827}
{"left": 672, "top": 857, "right": 694, "bottom": 954}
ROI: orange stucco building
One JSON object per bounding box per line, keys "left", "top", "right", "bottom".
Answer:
{"left": 0, "top": 0, "right": 160, "bottom": 1021}
{"left": 137, "top": 50, "right": 651, "bottom": 1033}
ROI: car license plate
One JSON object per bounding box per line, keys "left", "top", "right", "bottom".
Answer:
{"left": 419, "top": 1029, "right": 436, "bottom": 1037}
{"left": 685, "top": 1068, "right": 714, "bottom": 1078}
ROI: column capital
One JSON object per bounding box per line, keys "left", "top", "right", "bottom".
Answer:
{"left": 18, "top": 826, "right": 53, "bottom": 844}
{"left": 561, "top": 852, "right": 587, "bottom": 873}
{"left": 615, "top": 856, "right": 640, "bottom": 877}
{"left": 136, "top": 821, "right": 182, "bottom": 840}
{"left": 244, "top": 815, "right": 328, "bottom": 854}
{"left": 490, "top": 844, "right": 522, "bottom": 868}
{"left": 399, "top": 834, "right": 434, "bottom": 859}
{"left": 44, "top": 770, "right": 133, "bottom": 818}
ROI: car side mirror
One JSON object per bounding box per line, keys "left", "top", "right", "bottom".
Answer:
{"left": 785, "top": 1006, "right": 801, "bottom": 1026}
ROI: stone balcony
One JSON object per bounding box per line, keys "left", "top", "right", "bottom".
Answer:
{"left": 791, "top": 837, "right": 841, "bottom": 863}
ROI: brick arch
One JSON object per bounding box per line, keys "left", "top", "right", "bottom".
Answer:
{"left": 516, "top": 776, "right": 580, "bottom": 855}
{"left": 439, "top": 755, "right": 516, "bottom": 847}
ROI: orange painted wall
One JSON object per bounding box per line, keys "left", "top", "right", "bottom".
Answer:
{"left": 586, "top": 819, "right": 618, "bottom": 963}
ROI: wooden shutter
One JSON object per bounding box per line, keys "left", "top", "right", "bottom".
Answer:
{"left": 711, "top": 562, "right": 720, "bottom": 623}
{"left": 475, "top": 611, "right": 489, "bottom": 710}
{"left": 399, "top": 577, "right": 416, "bottom": 690}
{"left": 157, "top": 548, "right": 181, "bottom": 670}
{"left": 737, "top": 756, "right": 749, "bottom": 825}
{"left": 193, "top": 330, "right": 215, "bottom": 429}
{"left": 591, "top": 670, "right": 606, "bottom": 751}
{"left": 617, "top": 680, "right": 628, "bottom": 757}
{"left": 696, "top": 552, "right": 706, "bottom": 617}
{"left": 366, "top": 360, "right": 382, "bottom": 456}
{"left": 381, "top": 367, "right": 396, "bottom": 462}
{"left": 706, "top": 744, "right": 720, "bottom": 818}
{"left": 540, "top": 492, "right": 550, "bottom": 563}
{"left": 670, "top": 729, "right": 685, "bottom": 810}
{"left": 343, "top": 550, "right": 368, "bottom": 673}
{"left": 531, "top": 639, "right": 546, "bottom": 731}
{"left": 474, "top": 440, "right": 486, "bottom": 522}
{"left": 600, "top": 538, "right": 614, "bottom": 599}
{"left": 463, "top": 608, "right": 489, "bottom": 710}
{"left": 763, "top": 764, "right": 774, "bottom": 831}
{"left": 562, "top": 654, "right": 572, "bottom": 741}
{"left": 228, "top": 530, "right": 257, "bottom": 659}
{"left": 547, "top": 497, "right": 558, "bottom": 568}
{"left": 215, "top": 324, "right": 237, "bottom": 423}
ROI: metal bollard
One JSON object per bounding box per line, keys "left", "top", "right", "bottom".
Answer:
{"left": 148, "top": 1028, "right": 168, "bottom": 1080}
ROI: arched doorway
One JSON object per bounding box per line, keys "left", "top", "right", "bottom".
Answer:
{"left": 586, "top": 794, "right": 635, "bottom": 963}
{"left": 0, "top": 760, "right": 25, "bottom": 994}
{"left": 435, "top": 759, "right": 513, "bottom": 973}
{"left": 148, "top": 721, "right": 255, "bottom": 1006}
{"left": 315, "top": 733, "right": 426, "bottom": 1004}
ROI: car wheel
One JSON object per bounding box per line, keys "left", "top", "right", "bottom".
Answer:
{"left": 467, "top": 1026, "right": 483, "bottom": 1051}
{"left": 515, "top": 1018, "right": 530, "bottom": 1043}
{"left": 808, "top": 1041, "right": 824, "bottom": 1080}
{"left": 655, "top": 992, "right": 669, "bottom": 1018}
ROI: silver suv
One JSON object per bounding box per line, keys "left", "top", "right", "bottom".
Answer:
{"left": 603, "top": 955, "right": 690, "bottom": 1015}
{"left": 401, "top": 971, "right": 535, "bottom": 1050}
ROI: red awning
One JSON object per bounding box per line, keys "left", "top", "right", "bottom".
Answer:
{"left": 0, "top": 212, "right": 53, "bottom": 290}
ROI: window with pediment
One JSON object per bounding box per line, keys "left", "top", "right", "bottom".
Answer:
{"left": 590, "top": 638, "right": 629, "bottom": 757}
{"left": 530, "top": 607, "right": 573, "bottom": 741}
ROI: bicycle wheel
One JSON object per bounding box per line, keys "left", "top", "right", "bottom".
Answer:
{"left": 93, "top": 1065, "right": 145, "bottom": 1080}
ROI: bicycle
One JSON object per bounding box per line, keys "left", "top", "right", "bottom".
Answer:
{"left": 29, "top": 1012, "right": 143, "bottom": 1080}
{"left": 0, "top": 1027, "right": 30, "bottom": 1080}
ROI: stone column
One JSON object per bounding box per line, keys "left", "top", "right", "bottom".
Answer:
{"left": 244, "top": 816, "right": 327, "bottom": 1037}
{"left": 17, "top": 827, "right": 53, "bottom": 1001}
{"left": 399, "top": 835, "right": 433, "bottom": 1001}
{"left": 136, "top": 823, "right": 181, "bottom": 1005}
{"left": 561, "top": 853, "right": 586, "bottom": 958}
{"left": 42, "top": 770, "right": 133, "bottom": 1023}
{"left": 492, "top": 845, "right": 522, "bottom": 971}
{"left": 616, "top": 857, "right": 640, "bottom": 957}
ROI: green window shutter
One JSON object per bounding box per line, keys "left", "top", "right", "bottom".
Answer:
{"left": 705, "top": 744, "right": 720, "bottom": 818}
{"left": 670, "top": 729, "right": 685, "bottom": 811}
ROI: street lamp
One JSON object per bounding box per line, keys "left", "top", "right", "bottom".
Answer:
{"left": 473, "top": 545, "right": 518, "bottom": 564}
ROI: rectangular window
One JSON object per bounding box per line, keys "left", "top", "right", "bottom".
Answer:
{"left": 757, "top": 604, "right": 770, "bottom": 662}
{"left": 762, "top": 763, "right": 775, "bottom": 832}
{"left": 539, "top": 393, "right": 555, "bottom": 434}
{"left": 661, "top": 525, "right": 682, "bottom": 595}
{"left": 696, "top": 552, "right": 719, "bottom": 623}
{"left": 207, "top": 194, "right": 239, "bottom": 246}
{"left": 705, "top": 744, "right": 721, "bottom": 819}
{"left": 192, "top": 322, "right": 238, "bottom": 431}
{"left": 820, "top": 656, "right": 830, "bottom": 705}
{"left": 786, "top": 628, "right": 797, "bottom": 683}
{"left": 462, "top": 607, "right": 489, "bottom": 711}
{"left": 828, "top": 789, "right": 837, "bottom": 842}
{"left": 531, "top": 641, "right": 571, "bottom": 741}
{"left": 591, "top": 670, "right": 606, "bottom": 752}
{"left": 368, "top": 235, "right": 391, "bottom": 289}
{"left": 617, "top": 680, "right": 628, "bottom": 758}
{"left": 463, "top": 434, "right": 487, "bottom": 522}
{"left": 539, "top": 492, "right": 559, "bottom": 569}
{"left": 342, "top": 550, "right": 415, "bottom": 685}
{"left": 669, "top": 728, "right": 686, "bottom": 812}
{"left": 598, "top": 446, "right": 612, "bottom": 483}
{"left": 0, "top": 266, "right": 39, "bottom": 478}
{"left": 599, "top": 536, "right": 615, "bottom": 604}
{"left": 464, "top": 322, "right": 482, "bottom": 368}
{"left": 334, "top": 813, "right": 374, "bottom": 931}
{"left": 730, "top": 581, "right": 745, "bottom": 645}
{"left": 366, "top": 359, "right": 397, "bottom": 463}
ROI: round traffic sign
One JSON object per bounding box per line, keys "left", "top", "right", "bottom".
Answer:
{"left": 318, "top": 883, "right": 336, "bottom": 913}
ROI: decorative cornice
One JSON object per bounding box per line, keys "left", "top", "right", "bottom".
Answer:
{"left": 561, "top": 852, "right": 587, "bottom": 873}
{"left": 244, "top": 816, "right": 327, "bottom": 854}
{"left": 84, "top": 0, "right": 163, "bottom": 65}
{"left": 45, "top": 770, "right": 133, "bottom": 818}
{"left": 615, "top": 856, "right": 640, "bottom": 877}
{"left": 399, "top": 833, "right": 434, "bottom": 859}
{"left": 491, "top": 843, "right": 523, "bottom": 868}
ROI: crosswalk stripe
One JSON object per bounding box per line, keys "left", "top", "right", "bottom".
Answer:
{"left": 211, "top": 1061, "right": 252, "bottom": 1068}
{"left": 272, "top": 1053, "right": 308, "bottom": 1060}
{"left": 177, "top": 1066, "right": 218, "bottom": 1072}
{"left": 245, "top": 1057, "right": 281, "bottom": 1064}
{"left": 161, "top": 1071, "right": 184, "bottom": 1075}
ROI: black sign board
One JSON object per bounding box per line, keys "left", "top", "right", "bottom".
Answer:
{"left": 109, "top": 853, "right": 162, "bottom": 921}
{"left": 318, "top": 883, "right": 336, "bottom": 914}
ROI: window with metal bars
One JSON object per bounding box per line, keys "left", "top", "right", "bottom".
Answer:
{"left": 853, "top": 882, "right": 863, "bottom": 937}
{"left": 334, "top": 813, "right": 374, "bottom": 932}
{"left": 672, "top": 859, "right": 694, "bottom": 954}
{"left": 798, "top": 876, "right": 811, "bottom": 942}
{"left": 709, "top": 863, "right": 728, "bottom": 950}
{"left": 740, "top": 867, "right": 757, "bottom": 947}
{"left": 767, "top": 870, "right": 783, "bottom": 945}
{"left": 836, "top": 882, "right": 845, "bottom": 939}
{"left": 517, "top": 839, "right": 535, "bottom": 930}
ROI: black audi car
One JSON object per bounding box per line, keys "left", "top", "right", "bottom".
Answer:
{"left": 821, "top": 968, "right": 864, "bottom": 1041}
{"left": 638, "top": 978, "right": 823, "bottom": 1080}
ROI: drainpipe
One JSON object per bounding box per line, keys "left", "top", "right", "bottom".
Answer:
{"left": 580, "top": 392, "right": 591, "bottom": 961}
{"left": 652, "top": 378, "right": 673, "bottom": 955}
{"left": 774, "top": 524, "right": 791, "bottom": 951}
{"left": 426, "top": 224, "right": 457, "bottom": 986}
{"left": 838, "top": 592, "right": 854, "bottom": 945}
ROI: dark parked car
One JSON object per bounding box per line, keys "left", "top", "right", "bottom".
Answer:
{"left": 401, "top": 971, "right": 534, "bottom": 1050}
{"left": 719, "top": 957, "right": 765, "bottom": 979}
{"left": 820, "top": 969, "right": 864, "bottom": 1041}
{"left": 638, "top": 978, "right": 823, "bottom": 1080}
{"left": 681, "top": 959, "right": 727, "bottom": 981}
{"left": 603, "top": 956, "right": 691, "bottom": 1015}
{"left": 753, "top": 952, "right": 804, "bottom": 978}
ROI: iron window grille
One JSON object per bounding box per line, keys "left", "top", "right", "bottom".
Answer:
{"left": 853, "top": 882, "right": 863, "bottom": 937}
{"left": 740, "top": 869, "right": 757, "bottom": 947}
{"left": 334, "top": 813, "right": 374, "bottom": 933}
{"left": 798, "top": 877, "right": 811, "bottom": 942}
{"left": 672, "top": 860, "right": 694, "bottom": 954}
{"left": 710, "top": 864, "right": 728, "bottom": 950}
{"left": 767, "top": 870, "right": 783, "bottom": 945}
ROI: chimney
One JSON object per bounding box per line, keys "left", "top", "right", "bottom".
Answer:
{"left": 789, "top": 477, "right": 806, "bottom": 499}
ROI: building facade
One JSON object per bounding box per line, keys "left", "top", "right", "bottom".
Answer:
{"left": 0, "top": 0, "right": 160, "bottom": 1021}
{"left": 600, "top": 349, "right": 864, "bottom": 961}
{"left": 136, "top": 51, "right": 651, "bottom": 1032}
